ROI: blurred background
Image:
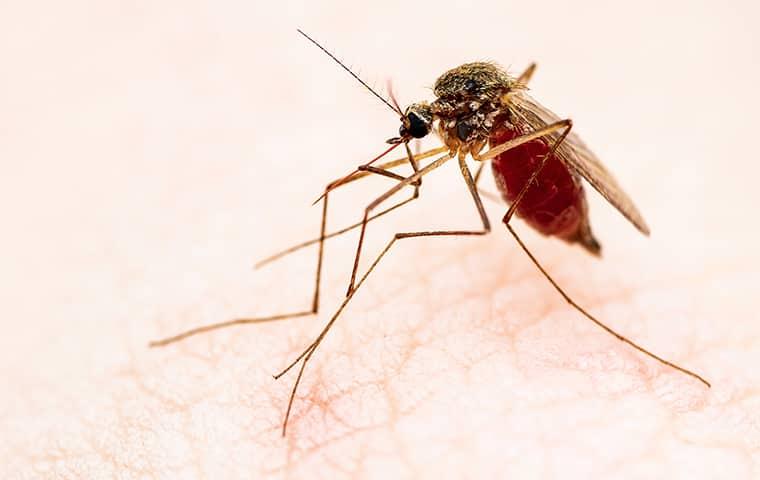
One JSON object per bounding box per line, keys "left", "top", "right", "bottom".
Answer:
{"left": 1, "top": 0, "right": 758, "bottom": 478}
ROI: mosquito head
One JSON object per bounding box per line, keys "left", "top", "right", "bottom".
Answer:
{"left": 388, "top": 102, "right": 433, "bottom": 144}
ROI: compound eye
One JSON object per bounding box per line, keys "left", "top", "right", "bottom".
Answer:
{"left": 407, "top": 112, "right": 429, "bottom": 138}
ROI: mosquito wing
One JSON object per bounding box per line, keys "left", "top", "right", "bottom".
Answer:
{"left": 508, "top": 90, "right": 650, "bottom": 235}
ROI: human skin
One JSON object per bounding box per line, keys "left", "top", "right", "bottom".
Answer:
{"left": 2, "top": 1, "right": 760, "bottom": 479}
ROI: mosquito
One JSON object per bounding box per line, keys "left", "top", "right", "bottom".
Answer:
{"left": 150, "top": 29, "right": 711, "bottom": 436}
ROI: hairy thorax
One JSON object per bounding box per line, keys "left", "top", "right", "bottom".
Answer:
{"left": 430, "top": 62, "right": 519, "bottom": 154}
{"left": 425, "top": 62, "right": 599, "bottom": 253}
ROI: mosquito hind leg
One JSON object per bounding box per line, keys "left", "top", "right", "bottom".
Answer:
{"left": 313, "top": 142, "right": 435, "bottom": 205}
{"left": 504, "top": 223, "right": 710, "bottom": 387}
{"left": 480, "top": 119, "right": 711, "bottom": 387}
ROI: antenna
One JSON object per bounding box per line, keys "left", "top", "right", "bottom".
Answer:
{"left": 297, "top": 29, "right": 402, "bottom": 115}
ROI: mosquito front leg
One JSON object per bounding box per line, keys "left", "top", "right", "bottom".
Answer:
{"left": 147, "top": 192, "right": 330, "bottom": 347}
{"left": 256, "top": 145, "right": 447, "bottom": 269}
{"left": 276, "top": 153, "right": 490, "bottom": 435}
{"left": 345, "top": 151, "right": 455, "bottom": 296}
{"left": 361, "top": 141, "right": 422, "bottom": 187}
{"left": 337, "top": 146, "right": 448, "bottom": 188}
{"left": 258, "top": 151, "right": 493, "bottom": 269}
{"left": 256, "top": 195, "right": 418, "bottom": 269}
{"left": 404, "top": 141, "right": 422, "bottom": 188}
{"left": 149, "top": 150, "right": 424, "bottom": 347}
{"left": 313, "top": 140, "right": 432, "bottom": 206}
{"left": 343, "top": 144, "right": 519, "bottom": 296}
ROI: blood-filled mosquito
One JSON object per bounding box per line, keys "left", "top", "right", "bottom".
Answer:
{"left": 150, "top": 29, "right": 711, "bottom": 436}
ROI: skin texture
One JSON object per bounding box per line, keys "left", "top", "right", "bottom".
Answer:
{"left": 1, "top": 1, "right": 759, "bottom": 478}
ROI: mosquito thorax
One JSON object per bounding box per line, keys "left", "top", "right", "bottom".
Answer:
{"left": 430, "top": 62, "right": 519, "bottom": 148}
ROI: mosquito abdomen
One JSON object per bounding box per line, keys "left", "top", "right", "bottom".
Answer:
{"left": 490, "top": 123, "right": 597, "bottom": 251}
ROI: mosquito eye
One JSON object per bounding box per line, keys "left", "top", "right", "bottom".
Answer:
{"left": 407, "top": 112, "right": 428, "bottom": 138}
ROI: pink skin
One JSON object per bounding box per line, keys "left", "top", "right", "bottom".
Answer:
{"left": 2, "top": 2, "right": 760, "bottom": 479}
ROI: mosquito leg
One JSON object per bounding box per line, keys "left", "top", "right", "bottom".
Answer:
{"left": 481, "top": 120, "right": 711, "bottom": 387}
{"left": 473, "top": 119, "right": 573, "bottom": 163}
{"left": 259, "top": 151, "right": 487, "bottom": 269}
{"left": 276, "top": 154, "right": 486, "bottom": 435}
{"left": 313, "top": 144, "right": 444, "bottom": 205}
{"left": 343, "top": 145, "right": 520, "bottom": 295}
{"left": 311, "top": 142, "right": 403, "bottom": 205}
{"left": 147, "top": 191, "right": 330, "bottom": 347}
{"left": 272, "top": 152, "right": 451, "bottom": 366}
{"left": 327, "top": 143, "right": 423, "bottom": 201}
{"left": 256, "top": 145, "right": 437, "bottom": 268}
{"left": 345, "top": 120, "right": 568, "bottom": 299}
{"left": 150, "top": 144, "right": 441, "bottom": 347}
{"left": 152, "top": 176, "right": 408, "bottom": 347}
{"left": 336, "top": 146, "right": 448, "bottom": 190}
{"left": 503, "top": 119, "right": 573, "bottom": 223}
{"left": 356, "top": 165, "right": 405, "bottom": 182}
{"left": 345, "top": 152, "right": 454, "bottom": 296}
{"left": 405, "top": 141, "right": 422, "bottom": 188}
{"left": 472, "top": 161, "right": 504, "bottom": 203}
{"left": 255, "top": 194, "right": 417, "bottom": 269}
{"left": 360, "top": 139, "right": 421, "bottom": 188}
{"left": 362, "top": 141, "right": 422, "bottom": 202}
{"left": 503, "top": 223, "right": 710, "bottom": 387}
{"left": 517, "top": 62, "right": 537, "bottom": 85}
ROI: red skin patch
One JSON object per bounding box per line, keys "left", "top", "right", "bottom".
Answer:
{"left": 490, "top": 123, "right": 587, "bottom": 241}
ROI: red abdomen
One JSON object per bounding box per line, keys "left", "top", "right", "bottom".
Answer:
{"left": 490, "top": 123, "right": 587, "bottom": 240}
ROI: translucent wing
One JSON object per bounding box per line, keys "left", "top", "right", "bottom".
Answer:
{"left": 508, "top": 90, "right": 650, "bottom": 235}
